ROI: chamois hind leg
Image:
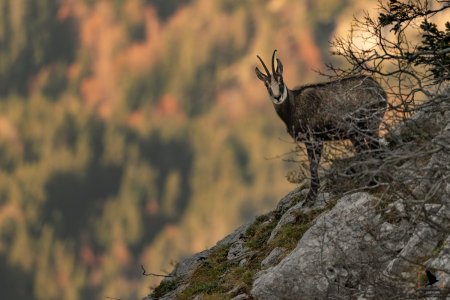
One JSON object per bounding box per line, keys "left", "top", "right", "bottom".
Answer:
{"left": 366, "top": 109, "right": 386, "bottom": 157}
{"left": 367, "top": 132, "right": 382, "bottom": 156}
{"left": 305, "top": 141, "right": 323, "bottom": 205}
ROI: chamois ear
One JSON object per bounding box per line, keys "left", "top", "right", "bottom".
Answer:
{"left": 276, "top": 58, "right": 283, "bottom": 76}
{"left": 255, "top": 67, "right": 268, "bottom": 81}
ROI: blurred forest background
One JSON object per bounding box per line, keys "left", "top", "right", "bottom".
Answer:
{"left": 0, "top": 0, "right": 388, "bottom": 299}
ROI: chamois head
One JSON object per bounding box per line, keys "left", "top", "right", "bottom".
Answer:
{"left": 255, "top": 49, "right": 287, "bottom": 104}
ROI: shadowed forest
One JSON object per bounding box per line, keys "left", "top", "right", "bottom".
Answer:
{"left": 0, "top": 0, "right": 393, "bottom": 299}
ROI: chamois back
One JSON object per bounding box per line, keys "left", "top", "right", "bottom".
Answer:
{"left": 289, "top": 76, "right": 387, "bottom": 141}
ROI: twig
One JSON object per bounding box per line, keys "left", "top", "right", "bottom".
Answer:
{"left": 141, "top": 265, "right": 173, "bottom": 278}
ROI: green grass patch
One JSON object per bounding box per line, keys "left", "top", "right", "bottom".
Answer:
{"left": 244, "top": 205, "right": 331, "bottom": 276}
{"left": 177, "top": 245, "right": 232, "bottom": 299}
{"left": 150, "top": 278, "right": 177, "bottom": 298}
{"left": 176, "top": 213, "right": 281, "bottom": 299}
{"left": 175, "top": 197, "right": 335, "bottom": 299}
{"left": 268, "top": 207, "right": 330, "bottom": 251}
{"left": 245, "top": 216, "right": 278, "bottom": 250}
{"left": 270, "top": 223, "right": 310, "bottom": 249}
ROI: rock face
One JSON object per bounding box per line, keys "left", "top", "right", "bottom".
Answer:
{"left": 146, "top": 95, "right": 450, "bottom": 299}
{"left": 252, "top": 193, "right": 379, "bottom": 299}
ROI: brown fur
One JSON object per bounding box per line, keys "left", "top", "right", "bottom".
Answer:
{"left": 278, "top": 76, "right": 387, "bottom": 143}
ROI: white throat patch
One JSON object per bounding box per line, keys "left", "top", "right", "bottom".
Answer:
{"left": 271, "top": 85, "right": 288, "bottom": 104}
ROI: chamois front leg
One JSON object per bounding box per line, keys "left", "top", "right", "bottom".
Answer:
{"left": 305, "top": 140, "right": 323, "bottom": 204}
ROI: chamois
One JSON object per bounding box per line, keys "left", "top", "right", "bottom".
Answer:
{"left": 255, "top": 50, "right": 387, "bottom": 203}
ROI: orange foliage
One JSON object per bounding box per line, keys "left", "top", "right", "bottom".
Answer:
{"left": 216, "top": 89, "right": 247, "bottom": 120}
{"left": 126, "top": 110, "right": 145, "bottom": 128}
{"left": 57, "top": 0, "right": 72, "bottom": 21}
{"left": 88, "top": 269, "right": 102, "bottom": 286}
{"left": 156, "top": 94, "right": 183, "bottom": 118}
{"left": 117, "top": 7, "right": 161, "bottom": 72}
{"left": 58, "top": 0, "right": 332, "bottom": 126}
{"left": 123, "top": 0, "right": 146, "bottom": 23}
{"left": 145, "top": 198, "right": 159, "bottom": 216}
{"left": 80, "top": 77, "right": 103, "bottom": 108}
{"left": 296, "top": 30, "right": 323, "bottom": 70}
{"left": 80, "top": 244, "right": 96, "bottom": 266}
{"left": 113, "top": 240, "right": 131, "bottom": 265}
{"left": 64, "top": 0, "right": 169, "bottom": 120}
{"left": 74, "top": 2, "right": 126, "bottom": 116}
{"left": 56, "top": 269, "right": 70, "bottom": 291}
{"left": 164, "top": 224, "right": 178, "bottom": 239}
{"left": 0, "top": 117, "right": 19, "bottom": 144}
{"left": 67, "top": 62, "right": 81, "bottom": 83}
{"left": 0, "top": 203, "right": 22, "bottom": 223}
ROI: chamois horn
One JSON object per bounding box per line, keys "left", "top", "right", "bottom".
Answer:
{"left": 257, "top": 54, "right": 271, "bottom": 77}
{"left": 271, "top": 49, "right": 277, "bottom": 75}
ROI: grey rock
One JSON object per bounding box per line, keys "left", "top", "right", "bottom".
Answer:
{"left": 170, "top": 249, "right": 210, "bottom": 278}
{"left": 386, "top": 200, "right": 407, "bottom": 218}
{"left": 217, "top": 220, "right": 252, "bottom": 248}
{"left": 227, "top": 239, "right": 250, "bottom": 261}
{"left": 268, "top": 192, "right": 330, "bottom": 243}
{"left": 252, "top": 193, "right": 379, "bottom": 300}
{"left": 385, "top": 204, "right": 450, "bottom": 279}
{"left": 378, "top": 221, "right": 409, "bottom": 253}
{"left": 413, "top": 109, "right": 450, "bottom": 199}
{"left": 230, "top": 294, "right": 249, "bottom": 300}
{"left": 275, "top": 186, "right": 304, "bottom": 213}
{"left": 239, "top": 258, "right": 248, "bottom": 267}
{"left": 226, "top": 284, "right": 247, "bottom": 297}
{"left": 145, "top": 250, "right": 212, "bottom": 299}
{"left": 427, "top": 235, "right": 450, "bottom": 288}
{"left": 261, "top": 247, "right": 285, "bottom": 268}
{"left": 267, "top": 202, "right": 302, "bottom": 244}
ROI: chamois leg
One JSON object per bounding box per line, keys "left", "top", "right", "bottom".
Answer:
{"left": 348, "top": 132, "right": 372, "bottom": 177}
{"left": 352, "top": 129, "right": 384, "bottom": 187}
{"left": 305, "top": 141, "right": 323, "bottom": 204}
{"left": 350, "top": 135, "right": 368, "bottom": 154}
{"left": 366, "top": 109, "right": 386, "bottom": 156}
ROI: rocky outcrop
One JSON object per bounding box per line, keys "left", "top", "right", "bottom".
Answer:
{"left": 252, "top": 193, "right": 380, "bottom": 299}
{"left": 146, "top": 94, "right": 450, "bottom": 300}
